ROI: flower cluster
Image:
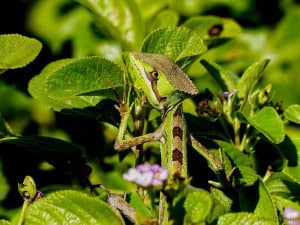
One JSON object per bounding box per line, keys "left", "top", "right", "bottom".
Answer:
{"left": 123, "top": 164, "right": 168, "bottom": 187}
{"left": 284, "top": 206, "right": 300, "bottom": 225}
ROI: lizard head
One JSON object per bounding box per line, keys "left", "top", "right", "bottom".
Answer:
{"left": 124, "top": 52, "right": 199, "bottom": 111}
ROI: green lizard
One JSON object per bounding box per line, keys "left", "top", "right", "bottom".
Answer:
{"left": 114, "top": 52, "right": 228, "bottom": 224}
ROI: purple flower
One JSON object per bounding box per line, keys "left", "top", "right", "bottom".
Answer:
{"left": 123, "top": 164, "right": 168, "bottom": 187}
{"left": 284, "top": 207, "right": 300, "bottom": 225}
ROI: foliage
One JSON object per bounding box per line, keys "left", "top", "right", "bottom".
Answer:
{"left": 1, "top": 0, "right": 300, "bottom": 224}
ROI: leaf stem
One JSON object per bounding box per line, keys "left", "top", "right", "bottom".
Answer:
{"left": 17, "top": 200, "right": 29, "bottom": 225}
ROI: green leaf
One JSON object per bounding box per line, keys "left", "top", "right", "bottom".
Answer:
{"left": 149, "top": 10, "right": 179, "bottom": 30}
{"left": 78, "top": 0, "right": 144, "bottom": 50}
{"left": 141, "top": 26, "right": 207, "bottom": 69}
{"left": 0, "top": 220, "right": 11, "bottom": 225}
{"left": 0, "top": 136, "right": 84, "bottom": 170}
{"left": 237, "top": 166, "right": 258, "bottom": 186}
{"left": 247, "top": 107, "right": 285, "bottom": 144}
{"left": 128, "top": 192, "right": 151, "bottom": 219}
{"left": 136, "top": 0, "right": 168, "bottom": 21}
{"left": 215, "top": 140, "right": 252, "bottom": 167}
{"left": 266, "top": 174, "right": 300, "bottom": 200}
{"left": 200, "top": 60, "right": 237, "bottom": 91}
{"left": 183, "top": 190, "right": 213, "bottom": 224}
{"left": 284, "top": 104, "right": 300, "bottom": 124}
{"left": 239, "top": 178, "right": 278, "bottom": 224}
{"left": 45, "top": 57, "right": 123, "bottom": 98}
{"left": 183, "top": 16, "right": 242, "bottom": 48}
{"left": 24, "top": 190, "right": 125, "bottom": 225}
{"left": 237, "top": 59, "right": 270, "bottom": 99}
{"left": 0, "top": 34, "right": 42, "bottom": 70}
{"left": 281, "top": 135, "right": 300, "bottom": 184}
{"left": 217, "top": 212, "right": 277, "bottom": 225}
{"left": 208, "top": 188, "right": 233, "bottom": 223}
{"left": 28, "top": 57, "right": 122, "bottom": 111}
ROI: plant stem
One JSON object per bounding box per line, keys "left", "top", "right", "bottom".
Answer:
{"left": 17, "top": 200, "right": 29, "bottom": 225}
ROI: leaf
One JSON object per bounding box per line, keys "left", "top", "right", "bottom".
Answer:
{"left": 0, "top": 34, "right": 42, "bottom": 70}
{"left": 237, "top": 166, "right": 258, "bottom": 186}
{"left": 215, "top": 140, "right": 252, "bottom": 167}
{"left": 284, "top": 104, "right": 300, "bottom": 124}
{"left": 0, "top": 136, "right": 85, "bottom": 170}
{"left": 217, "top": 212, "right": 277, "bottom": 225}
{"left": 183, "top": 16, "right": 242, "bottom": 48}
{"left": 200, "top": 59, "right": 237, "bottom": 91}
{"left": 208, "top": 188, "right": 233, "bottom": 223}
{"left": 266, "top": 174, "right": 300, "bottom": 200}
{"left": 127, "top": 192, "right": 152, "bottom": 219}
{"left": 183, "top": 190, "right": 213, "bottom": 224}
{"left": 136, "top": 0, "right": 168, "bottom": 21}
{"left": 45, "top": 57, "right": 123, "bottom": 98}
{"left": 141, "top": 26, "right": 207, "bottom": 69}
{"left": 281, "top": 135, "right": 300, "bottom": 184}
{"left": 24, "top": 190, "right": 125, "bottom": 225}
{"left": 237, "top": 59, "right": 270, "bottom": 99}
{"left": 0, "top": 220, "right": 11, "bottom": 225}
{"left": 239, "top": 178, "right": 278, "bottom": 224}
{"left": 149, "top": 10, "right": 179, "bottom": 30}
{"left": 28, "top": 57, "right": 122, "bottom": 111}
{"left": 247, "top": 107, "right": 285, "bottom": 144}
{"left": 78, "top": 0, "right": 144, "bottom": 50}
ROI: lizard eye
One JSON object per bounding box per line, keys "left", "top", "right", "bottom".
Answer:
{"left": 145, "top": 70, "right": 159, "bottom": 82}
{"left": 150, "top": 71, "right": 159, "bottom": 80}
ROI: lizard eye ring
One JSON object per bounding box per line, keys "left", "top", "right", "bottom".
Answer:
{"left": 145, "top": 70, "right": 159, "bottom": 82}
{"left": 150, "top": 71, "right": 159, "bottom": 80}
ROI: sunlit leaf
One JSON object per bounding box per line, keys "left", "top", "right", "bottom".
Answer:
{"left": 0, "top": 34, "right": 41, "bottom": 70}
{"left": 24, "top": 190, "right": 125, "bottom": 225}
{"left": 29, "top": 57, "right": 122, "bottom": 111}
{"left": 141, "top": 26, "right": 207, "bottom": 69}
{"left": 284, "top": 104, "right": 300, "bottom": 124}
{"left": 184, "top": 190, "right": 213, "bottom": 224}
{"left": 217, "top": 212, "right": 276, "bottom": 225}
{"left": 247, "top": 107, "right": 285, "bottom": 144}
{"left": 0, "top": 220, "right": 11, "bottom": 225}
{"left": 78, "top": 0, "right": 144, "bottom": 50}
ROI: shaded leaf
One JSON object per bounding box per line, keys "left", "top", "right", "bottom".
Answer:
{"left": 184, "top": 16, "right": 242, "bottom": 48}
{"left": 237, "top": 166, "right": 258, "bottom": 186}
{"left": 284, "top": 104, "right": 300, "bottom": 124}
{"left": 0, "top": 34, "right": 41, "bottom": 70}
{"left": 247, "top": 107, "right": 285, "bottom": 144}
{"left": 24, "top": 190, "right": 125, "bottom": 225}
{"left": 200, "top": 59, "right": 237, "bottom": 91}
{"left": 281, "top": 135, "right": 300, "bottom": 184}
{"left": 0, "top": 136, "right": 85, "bottom": 171}
{"left": 141, "top": 26, "right": 207, "bottom": 69}
{"left": 215, "top": 140, "right": 252, "bottom": 167}
{"left": 239, "top": 179, "right": 278, "bottom": 224}
{"left": 237, "top": 59, "right": 270, "bottom": 99}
